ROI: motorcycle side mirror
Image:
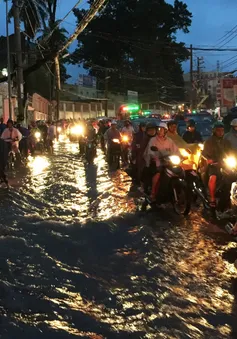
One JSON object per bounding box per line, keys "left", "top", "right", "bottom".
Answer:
{"left": 151, "top": 146, "right": 158, "bottom": 152}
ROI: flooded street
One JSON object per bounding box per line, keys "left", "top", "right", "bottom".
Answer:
{"left": 1, "top": 142, "right": 237, "bottom": 339}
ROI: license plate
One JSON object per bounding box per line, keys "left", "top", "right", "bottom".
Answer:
{"left": 88, "top": 144, "right": 92, "bottom": 148}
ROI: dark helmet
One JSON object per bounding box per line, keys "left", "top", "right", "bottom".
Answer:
{"left": 213, "top": 121, "right": 224, "bottom": 129}
{"left": 146, "top": 121, "right": 157, "bottom": 130}
{"left": 167, "top": 120, "right": 177, "bottom": 128}
{"left": 187, "top": 119, "right": 196, "bottom": 127}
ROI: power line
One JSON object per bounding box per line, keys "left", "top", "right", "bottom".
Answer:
{"left": 42, "top": 0, "right": 84, "bottom": 45}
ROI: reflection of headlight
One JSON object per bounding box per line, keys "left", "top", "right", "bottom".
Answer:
{"left": 198, "top": 143, "right": 204, "bottom": 150}
{"left": 169, "top": 155, "right": 181, "bottom": 165}
{"left": 57, "top": 127, "right": 62, "bottom": 132}
{"left": 122, "top": 135, "right": 129, "bottom": 142}
{"left": 35, "top": 132, "right": 41, "bottom": 139}
{"left": 180, "top": 148, "right": 189, "bottom": 157}
{"left": 112, "top": 138, "right": 120, "bottom": 144}
{"left": 71, "top": 125, "right": 84, "bottom": 135}
{"left": 224, "top": 156, "right": 237, "bottom": 169}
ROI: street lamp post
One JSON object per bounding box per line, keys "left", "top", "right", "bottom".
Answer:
{"left": 6, "top": 0, "right": 12, "bottom": 119}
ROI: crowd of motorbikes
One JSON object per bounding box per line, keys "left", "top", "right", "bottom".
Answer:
{"left": 2, "top": 115, "right": 237, "bottom": 239}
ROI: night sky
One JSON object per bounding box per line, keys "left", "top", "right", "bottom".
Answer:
{"left": 0, "top": 0, "right": 236, "bottom": 83}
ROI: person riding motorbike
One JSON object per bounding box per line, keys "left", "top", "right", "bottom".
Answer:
{"left": 144, "top": 122, "right": 180, "bottom": 202}
{"left": 29, "top": 121, "right": 41, "bottom": 154}
{"left": 167, "top": 120, "right": 188, "bottom": 148}
{"left": 98, "top": 120, "right": 109, "bottom": 150}
{"left": 121, "top": 120, "right": 134, "bottom": 141}
{"left": 104, "top": 120, "right": 121, "bottom": 162}
{"left": 17, "top": 123, "right": 30, "bottom": 157}
{"left": 47, "top": 122, "right": 56, "bottom": 151}
{"left": 224, "top": 118, "right": 237, "bottom": 150}
{"left": 201, "top": 121, "right": 232, "bottom": 208}
{"left": 1, "top": 119, "right": 22, "bottom": 162}
{"left": 183, "top": 119, "right": 202, "bottom": 144}
{"left": 131, "top": 122, "right": 146, "bottom": 183}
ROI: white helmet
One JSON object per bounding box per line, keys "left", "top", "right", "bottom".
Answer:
{"left": 231, "top": 118, "right": 237, "bottom": 127}
{"left": 158, "top": 122, "right": 168, "bottom": 130}
{"left": 111, "top": 120, "right": 117, "bottom": 125}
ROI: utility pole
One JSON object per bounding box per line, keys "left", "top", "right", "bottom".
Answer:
{"left": 197, "top": 56, "right": 204, "bottom": 107}
{"left": 13, "top": 0, "right": 24, "bottom": 121}
{"left": 190, "top": 44, "right": 193, "bottom": 109}
{"left": 54, "top": 56, "right": 61, "bottom": 121}
{"left": 104, "top": 69, "right": 109, "bottom": 117}
{"left": 6, "top": 0, "right": 12, "bottom": 119}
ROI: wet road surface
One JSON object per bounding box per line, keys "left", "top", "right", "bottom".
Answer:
{"left": 1, "top": 141, "right": 237, "bottom": 338}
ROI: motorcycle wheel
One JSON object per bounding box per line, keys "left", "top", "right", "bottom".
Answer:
{"left": 172, "top": 182, "right": 191, "bottom": 216}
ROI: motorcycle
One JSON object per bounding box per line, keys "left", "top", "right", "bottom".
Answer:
{"left": 187, "top": 153, "right": 237, "bottom": 218}
{"left": 30, "top": 131, "right": 45, "bottom": 155}
{"left": 141, "top": 146, "right": 191, "bottom": 215}
{"left": 108, "top": 138, "right": 121, "bottom": 170}
{"left": 121, "top": 135, "right": 132, "bottom": 164}
{"left": 85, "top": 138, "right": 96, "bottom": 163}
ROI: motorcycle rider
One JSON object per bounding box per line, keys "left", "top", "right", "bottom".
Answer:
{"left": 98, "top": 120, "right": 109, "bottom": 150}
{"left": 183, "top": 119, "right": 202, "bottom": 144}
{"left": 131, "top": 122, "right": 146, "bottom": 183}
{"left": 104, "top": 120, "right": 121, "bottom": 160}
{"left": 85, "top": 121, "right": 97, "bottom": 156}
{"left": 121, "top": 120, "right": 134, "bottom": 141}
{"left": 104, "top": 120, "right": 121, "bottom": 145}
{"left": 144, "top": 122, "right": 180, "bottom": 202}
{"left": 167, "top": 120, "right": 188, "bottom": 148}
{"left": 202, "top": 121, "right": 232, "bottom": 207}
{"left": 224, "top": 118, "right": 237, "bottom": 149}
{"left": 47, "top": 121, "right": 56, "bottom": 151}
{"left": 1, "top": 119, "right": 22, "bottom": 162}
{"left": 17, "top": 123, "right": 30, "bottom": 157}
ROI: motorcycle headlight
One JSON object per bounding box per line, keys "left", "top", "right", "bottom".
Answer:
{"left": 198, "top": 143, "right": 204, "bottom": 151}
{"left": 224, "top": 156, "right": 237, "bottom": 169}
{"left": 112, "top": 138, "right": 120, "bottom": 144}
{"left": 169, "top": 155, "right": 181, "bottom": 165}
{"left": 71, "top": 125, "right": 84, "bottom": 135}
{"left": 57, "top": 127, "right": 62, "bottom": 133}
{"left": 122, "top": 135, "right": 129, "bottom": 142}
{"left": 35, "top": 132, "right": 41, "bottom": 139}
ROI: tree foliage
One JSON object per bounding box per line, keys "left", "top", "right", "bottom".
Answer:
{"left": 71, "top": 0, "right": 192, "bottom": 102}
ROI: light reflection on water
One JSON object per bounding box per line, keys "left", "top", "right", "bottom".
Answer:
{"left": 0, "top": 142, "right": 237, "bottom": 338}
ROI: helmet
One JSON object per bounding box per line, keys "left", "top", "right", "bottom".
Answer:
{"left": 111, "top": 120, "right": 117, "bottom": 125}
{"left": 167, "top": 120, "right": 177, "bottom": 127}
{"left": 158, "top": 122, "right": 168, "bottom": 130}
{"left": 146, "top": 121, "right": 157, "bottom": 130}
{"left": 231, "top": 118, "right": 237, "bottom": 127}
{"left": 187, "top": 119, "right": 196, "bottom": 127}
{"left": 213, "top": 121, "right": 224, "bottom": 128}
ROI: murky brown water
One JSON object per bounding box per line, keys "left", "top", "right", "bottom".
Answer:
{"left": 1, "top": 142, "right": 237, "bottom": 338}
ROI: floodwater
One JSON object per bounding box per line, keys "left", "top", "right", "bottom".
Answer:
{"left": 1, "top": 141, "right": 237, "bottom": 339}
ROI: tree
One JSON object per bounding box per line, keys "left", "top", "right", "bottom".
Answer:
{"left": 71, "top": 0, "right": 192, "bottom": 102}
{"left": 8, "top": 0, "right": 47, "bottom": 39}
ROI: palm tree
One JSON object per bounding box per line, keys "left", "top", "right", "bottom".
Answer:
{"left": 8, "top": 0, "right": 47, "bottom": 39}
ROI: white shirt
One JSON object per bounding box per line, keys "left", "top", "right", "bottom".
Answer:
{"left": 121, "top": 126, "right": 134, "bottom": 140}
{"left": 1, "top": 127, "right": 22, "bottom": 143}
